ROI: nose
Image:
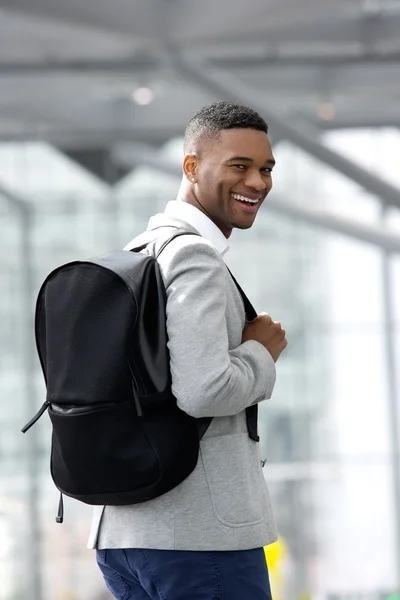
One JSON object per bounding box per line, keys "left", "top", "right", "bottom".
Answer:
{"left": 244, "top": 170, "right": 267, "bottom": 192}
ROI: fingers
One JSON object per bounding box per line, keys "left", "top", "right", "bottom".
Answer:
{"left": 258, "top": 314, "right": 282, "bottom": 329}
{"left": 252, "top": 313, "right": 288, "bottom": 348}
{"left": 271, "top": 321, "right": 283, "bottom": 333}
{"left": 271, "top": 323, "right": 287, "bottom": 344}
{"left": 258, "top": 313, "right": 272, "bottom": 325}
{"left": 258, "top": 315, "right": 286, "bottom": 338}
{"left": 274, "top": 336, "right": 288, "bottom": 355}
{"left": 274, "top": 329, "right": 286, "bottom": 342}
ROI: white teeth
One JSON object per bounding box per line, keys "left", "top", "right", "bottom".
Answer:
{"left": 232, "top": 194, "right": 258, "bottom": 204}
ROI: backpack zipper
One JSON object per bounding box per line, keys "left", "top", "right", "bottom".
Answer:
{"left": 21, "top": 400, "right": 50, "bottom": 433}
{"left": 56, "top": 492, "right": 64, "bottom": 523}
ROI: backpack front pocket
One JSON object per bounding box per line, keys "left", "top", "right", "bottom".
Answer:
{"left": 49, "top": 400, "right": 161, "bottom": 503}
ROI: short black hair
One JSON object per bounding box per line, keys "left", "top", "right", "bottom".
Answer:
{"left": 184, "top": 100, "right": 268, "bottom": 153}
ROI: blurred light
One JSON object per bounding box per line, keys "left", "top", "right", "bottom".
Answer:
{"left": 131, "top": 87, "right": 154, "bottom": 106}
{"left": 317, "top": 102, "right": 336, "bottom": 121}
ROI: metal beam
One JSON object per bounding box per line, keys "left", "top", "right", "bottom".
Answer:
{"left": 186, "top": 10, "right": 400, "bottom": 46}
{"left": 0, "top": 49, "right": 400, "bottom": 75}
{"left": 0, "top": 56, "right": 158, "bottom": 74}
{"left": 0, "top": 116, "right": 399, "bottom": 148}
{"left": 0, "top": 0, "right": 359, "bottom": 44}
{"left": 0, "top": 126, "right": 185, "bottom": 147}
{"left": 0, "top": 1, "right": 157, "bottom": 38}
{"left": 1, "top": 1, "right": 400, "bottom": 53}
{"left": 115, "top": 143, "right": 400, "bottom": 253}
{"left": 212, "top": 51, "right": 400, "bottom": 69}
{"left": 265, "top": 196, "right": 400, "bottom": 253}
{"left": 169, "top": 51, "right": 400, "bottom": 211}
{"left": 0, "top": 182, "right": 43, "bottom": 600}
{"left": 380, "top": 204, "right": 400, "bottom": 588}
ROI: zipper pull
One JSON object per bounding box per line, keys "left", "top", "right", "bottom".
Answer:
{"left": 21, "top": 400, "right": 50, "bottom": 433}
{"left": 56, "top": 492, "right": 64, "bottom": 524}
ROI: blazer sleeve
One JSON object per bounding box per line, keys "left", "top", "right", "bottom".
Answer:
{"left": 159, "top": 237, "right": 276, "bottom": 418}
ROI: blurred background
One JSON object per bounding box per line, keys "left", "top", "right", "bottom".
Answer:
{"left": 1, "top": 0, "right": 400, "bottom": 598}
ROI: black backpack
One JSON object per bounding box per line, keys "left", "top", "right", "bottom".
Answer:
{"left": 22, "top": 229, "right": 258, "bottom": 522}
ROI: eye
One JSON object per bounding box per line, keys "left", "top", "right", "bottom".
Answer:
{"left": 232, "top": 164, "right": 247, "bottom": 170}
{"left": 261, "top": 168, "right": 273, "bottom": 174}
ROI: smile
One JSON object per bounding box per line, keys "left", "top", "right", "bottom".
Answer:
{"left": 231, "top": 193, "right": 260, "bottom": 205}
{"left": 231, "top": 193, "right": 262, "bottom": 214}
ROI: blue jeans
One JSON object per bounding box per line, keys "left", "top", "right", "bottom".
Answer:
{"left": 96, "top": 547, "right": 272, "bottom": 600}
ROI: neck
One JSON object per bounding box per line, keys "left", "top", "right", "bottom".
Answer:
{"left": 178, "top": 181, "right": 208, "bottom": 217}
{"left": 178, "top": 179, "right": 198, "bottom": 207}
{"left": 177, "top": 179, "right": 232, "bottom": 239}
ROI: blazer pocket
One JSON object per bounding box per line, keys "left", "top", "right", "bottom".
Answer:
{"left": 200, "top": 433, "right": 265, "bottom": 527}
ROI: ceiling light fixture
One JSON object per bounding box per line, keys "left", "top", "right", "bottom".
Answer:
{"left": 132, "top": 87, "right": 154, "bottom": 106}
{"left": 317, "top": 102, "right": 336, "bottom": 121}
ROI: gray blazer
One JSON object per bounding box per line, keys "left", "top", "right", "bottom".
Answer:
{"left": 88, "top": 215, "right": 278, "bottom": 551}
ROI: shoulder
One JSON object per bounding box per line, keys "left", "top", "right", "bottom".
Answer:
{"left": 153, "top": 232, "right": 223, "bottom": 266}
{"left": 155, "top": 233, "right": 225, "bottom": 284}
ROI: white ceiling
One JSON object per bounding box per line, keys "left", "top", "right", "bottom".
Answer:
{"left": 0, "top": 0, "right": 399, "bottom": 149}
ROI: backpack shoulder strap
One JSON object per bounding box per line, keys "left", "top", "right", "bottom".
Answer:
{"left": 127, "top": 228, "right": 200, "bottom": 256}
{"left": 156, "top": 230, "right": 211, "bottom": 437}
{"left": 154, "top": 232, "right": 257, "bottom": 322}
{"left": 155, "top": 230, "right": 201, "bottom": 259}
{"left": 225, "top": 267, "right": 257, "bottom": 322}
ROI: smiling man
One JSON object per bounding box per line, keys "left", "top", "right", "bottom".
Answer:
{"left": 182, "top": 110, "right": 275, "bottom": 236}
{"left": 91, "top": 101, "right": 287, "bottom": 600}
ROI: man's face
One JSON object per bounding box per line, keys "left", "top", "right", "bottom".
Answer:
{"left": 185, "top": 128, "right": 275, "bottom": 237}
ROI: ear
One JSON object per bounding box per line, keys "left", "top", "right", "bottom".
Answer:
{"left": 183, "top": 153, "right": 199, "bottom": 183}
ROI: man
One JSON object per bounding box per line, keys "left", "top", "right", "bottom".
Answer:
{"left": 89, "top": 100, "right": 288, "bottom": 599}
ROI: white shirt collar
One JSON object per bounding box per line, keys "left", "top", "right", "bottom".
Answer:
{"left": 163, "top": 199, "right": 230, "bottom": 257}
